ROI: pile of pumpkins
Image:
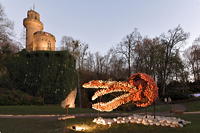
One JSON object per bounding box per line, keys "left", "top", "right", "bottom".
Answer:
{"left": 93, "top": 114, "right": 191, "bottom": 128}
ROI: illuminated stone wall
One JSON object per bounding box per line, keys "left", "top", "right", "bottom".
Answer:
{"left": 33, "top": 31, "right": 56, "bottom": 51}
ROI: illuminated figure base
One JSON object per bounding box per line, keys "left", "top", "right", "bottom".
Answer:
{"left": 93, "top": 114, "right": 191, "bottom": 128}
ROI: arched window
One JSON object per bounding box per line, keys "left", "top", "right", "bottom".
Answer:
{"left": 48, "top": 42, "right": 51, "bottom": 50}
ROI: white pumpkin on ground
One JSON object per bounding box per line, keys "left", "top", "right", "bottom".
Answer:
{"left": 92, "top": 114, "right": 191, "bottom": 128}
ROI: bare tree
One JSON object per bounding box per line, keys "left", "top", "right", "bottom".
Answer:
{"left": 0, "top": 4, "right": 13, "bottom": 42}
{"left": 103, "top": 49, "right": 113, "bottom": 74}
{"left": 116, "top": 28, "right": 142, "bottom": 77}
{"left": 61, "top": 36, "right": 79, "bottom": 54}
{"left": 133, "top": 37, "right": 165, "bottom": 79}
{"left": 108, "top": 53, "right": 126, "bottom": 80}
{"left": 184, "top": 42, "right": 200, "bottom": 82}
{"left": 18, "top": 27, "right": 26, "bottom": 50}
{"left": 85, "top": 52, "right": 95, "bottom": 71}
{"left": 94, "top": 52, "right": 105, "bottom": 75}
{"left": 77, "top": 43, "right": 88, "bottom": 70}
{"left": 160, "top": 25, "right": 189, "bottom": 96}
{"left": 0, "top": 3, "right": 15, "bottom": 55}
{"left": 167, "top": 49, "right": 186, "bottom": 82}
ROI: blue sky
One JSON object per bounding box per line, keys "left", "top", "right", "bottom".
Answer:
{"left": 1, "top": 0, "right": 200, "bottom": 54}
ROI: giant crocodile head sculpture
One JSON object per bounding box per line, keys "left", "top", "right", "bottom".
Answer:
{"left": 82, "top": 73, "right": 159, "bottom": 112}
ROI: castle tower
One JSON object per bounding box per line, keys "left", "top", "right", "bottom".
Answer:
{"left": 23, "top": 10, "right": 44, "bottom": 51}
{"left": 23, "top": 10, "right": 56, "bottom": 51}
{"left": 33, "top": 31, "right": 56, "bottom": 51}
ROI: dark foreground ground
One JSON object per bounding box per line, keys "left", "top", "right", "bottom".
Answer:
{"left": 0, "top": 101, "right": 199, "bottom": 133}
{"left": 0, "top": 114, "right": 199, "bottom": 133}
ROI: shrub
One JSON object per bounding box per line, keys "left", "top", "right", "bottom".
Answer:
{"left": 166, "top": 81, "right": 192, "bottom": 101}
{"left": 188, "top": 80, "right": 200, "bottom": 93}
{"left": 0, "top": 88, "right": 43, "bottom": 105}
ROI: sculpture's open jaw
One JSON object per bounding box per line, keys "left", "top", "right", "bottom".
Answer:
{"left": 92, "top": 93, "right": 132, "bottom": 112}
{"left": 91, "top": 87, "right": 136, "bottom": 100}
{"left": 91, "top": 87, "right": 136, "bottom": 112}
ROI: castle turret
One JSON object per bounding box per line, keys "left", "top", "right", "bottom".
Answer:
{"left": 23, "top": 10, "right": 44, "bottom": 51}
{"left": 33, "top": 31, "right": 56, "bottom": 51}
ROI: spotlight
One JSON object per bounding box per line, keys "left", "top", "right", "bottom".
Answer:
{"left": 72, "top": 125, "right": 86, "bottom": 131}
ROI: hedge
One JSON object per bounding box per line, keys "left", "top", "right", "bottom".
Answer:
{"left": 2, "top": 50, "right": 77, "bottom": 104}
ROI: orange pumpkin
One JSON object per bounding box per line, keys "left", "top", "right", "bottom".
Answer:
{"left": 82, "top": 73, "right": 158, "bottom": 112}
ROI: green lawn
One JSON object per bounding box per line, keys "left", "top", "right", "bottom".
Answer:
{"left": 64, "top": 114, "right": 199, "bottom": 133}
{"left": 0, "top": 105, "right": 97, "bottom": 115}
{"left": 0, "top": 114, "right": 199, "bottom": 133}
{"left": 0, "top": 101, "right": 199, "bottom": 133}
{"left": 138, "top": 100, "right": 200, "bottom": 113}
{"left": 183, "top": 101, "right": 200, "bottom": 112}
{"left": 0, "top": 100, "right": 199, "bottom": 115}
{"left": 0, "top": 118, "right": 65, "bottom": 133}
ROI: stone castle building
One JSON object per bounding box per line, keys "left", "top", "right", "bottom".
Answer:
{"left": 23, "top": 10, "right": 56, "bottom": 51}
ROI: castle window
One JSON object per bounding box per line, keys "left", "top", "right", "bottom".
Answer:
{"left": 48, "top": 42, "right": 51, "bottom": 50}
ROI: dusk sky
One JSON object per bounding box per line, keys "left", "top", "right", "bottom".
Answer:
{"left": 1, "top": 0, "right": 200, "bottom": 54}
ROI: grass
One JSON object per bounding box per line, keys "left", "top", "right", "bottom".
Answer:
{"left": 183, "top": 101, "right": 200, "bottom": 112}
{"left": 0, "top": 100, "right": 199, "bottom": 115}
{"left": 0, "top": 105, "right": 97, "bottom": 115}
{"left": 137, "top": 100, "right": 200, "bottom": 113}
{"left": 64, "top": 114, "right": 200, "bottom": 133}
{"left": 0, "top": 101, "right": 199, "bottom": 133}
{"left": 0, "top": 114, "right": 199, "bottom": 133}
{"left": 0, "top": 118, "right": 65, "bottom": 133}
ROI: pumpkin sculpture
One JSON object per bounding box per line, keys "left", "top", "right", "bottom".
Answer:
{"left": 82, "top": 73, "right": 158, "bottom": 112}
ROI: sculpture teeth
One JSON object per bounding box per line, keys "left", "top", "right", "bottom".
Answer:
{"left": 92, "top": 88, "right": 130, "bottom": 100}
{"left": 92, "top": 93, "right": 132, "bottom": 112}
{"left": 82, "top": 80, "right": 117, "bottom": 89}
